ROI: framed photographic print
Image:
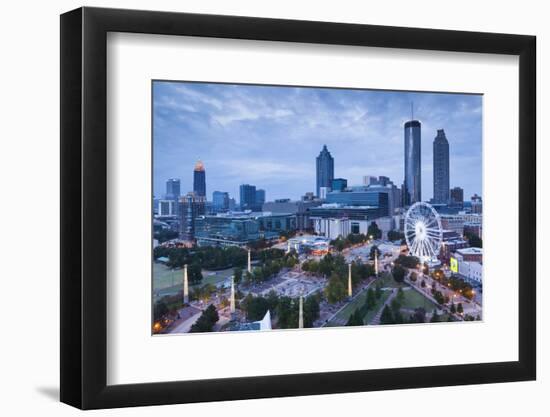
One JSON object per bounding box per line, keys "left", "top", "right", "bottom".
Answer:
{"left": 60, "top": 6, "right": 536, "bottom": 410}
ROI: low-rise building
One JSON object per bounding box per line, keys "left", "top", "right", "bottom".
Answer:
{"left": 458, "top": 261, "right": 483, "bottom": 284}
{"left": 455, "top": 247, "right": 483, "bottom": 263}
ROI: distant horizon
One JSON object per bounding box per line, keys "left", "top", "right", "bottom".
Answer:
{"left": 153, "top": 81, "right": 482, "bottom": 203}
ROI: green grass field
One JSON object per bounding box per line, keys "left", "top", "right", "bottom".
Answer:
{"left": 153, "top": 263, "right": 234, "bottom": 295}
{"left": 377, "top": 272, "right": 406, "bottom": 289}
{"left": 398, "top": 288, "right": 437, "bottom": 311}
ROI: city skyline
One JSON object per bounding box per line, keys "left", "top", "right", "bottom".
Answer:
{"left": 153, "top": 81, "right": 482, "bottom": 202}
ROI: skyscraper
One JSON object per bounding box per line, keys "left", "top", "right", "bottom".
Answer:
{"left": 240, "top": 184, "right": 257, "bottom": 210}
{"left": 433, "top": 129, "right": 450, "bottom": 204}
{"left": 165, "top": 178, "right": 180, "bottom": 201}
{"left": 255, "top": 189, "right": 266, "bottom": 206}
{"left": 403, "top": 120, "right": 421, "bottom": 205}
{"left": 450, "top": 186, "right": 464, "bottom": 208}
{"left": 316, "top": 145, "right": 334, "bottom": 197}
{"left": 179, "top": 192, "right": 205, "bottom": 243}
{"left": 212, "top": 191, "right": 230, "bottom": 211}
{"left": 193, "top": 160, "right": 206, "bottom": 197}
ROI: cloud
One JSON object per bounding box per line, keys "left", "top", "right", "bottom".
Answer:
{"left": 153, "top": 81, "right": 482, "bottom": 201}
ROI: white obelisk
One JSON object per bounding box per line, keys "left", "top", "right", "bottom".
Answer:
{"left": 348, "top": 263, "right": 352, "bottom": 298}
{"left": 298, "top": 295, "right": 304, "bottom": 329}
{"left": 287, "top": 241, "right": 291, "bottom": 253}
{"left": 230, "top": 276, "right": 236, "bottom": 317}
{"left": 374, "top": 250, "right": 379, "bottom": 276}
{"left": 183, "top": 264, "right": 189, "bottom": 304}
{"left": 247, "top": 249, "right": 252, "bottom": 273}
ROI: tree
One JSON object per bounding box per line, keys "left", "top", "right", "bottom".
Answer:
{"left": 380, "top": 305, "right": 394, "bottom": 325}
{"left": 421, "top": 280, "right": 426, "bottom": 288}
{"left": 387, "top": 230, "right": 405, "bottom": 241}
{"left": 410, "top": 307, "right": 426, "bottom": 323}
{"left": 325, "top": 273, "right": 347, "bottom": 304}
{"left": 410, "top": 271, "right": 418, "bottom": 282}
{"left": 245, "top": 296, "right": 270, "bottom": 321}
{"left": 153, "top": 301, "right": 169, "bottom": 321}
{"left": 346, "top": 309, "right": 364, "bottom": 326}
{"left": 391, "top": 265, "right": 406, "bottom": 284}
{"left": 433, "top": 290, "right": 445, "bottom": 305}
{"left": 366, "top": 287, "right": 377, "bottom": 310}
{"left": 369, "top": 245, "right": 380, "bottom": 261}
{"left": 394, "top": 254, "right": 420, "bottom": 269}
{"left": 188, "top": 263, "right": 203, "bottom": 285}
{"left": 430, "top": 309, "right": 441, "bottom": 323}
{"left": 457, "top": 302, "right": 464, "bottom": 314}
{"left": 233, "top": 267, "right": 243, "bottom": 284}
{"left": 190, "top": 304, "right": 219, "bottom": 333}
{"left": 464, "top": 231, "right": 482, "bottom": 248}
{"left": 304, "top": 296, "right": 321, "bottom": 327}
{"left": 450, "top": 302, "right": 456, "bottom": 314}
{"left": 367, "top": 222, "right": 382, "bottom": 239}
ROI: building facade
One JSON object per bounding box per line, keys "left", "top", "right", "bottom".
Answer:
{"left": 403, "top": 120, "right": 422, "bottom": 205}
{"left": 193, "top": 160, "right": 206, "bottom": 197}
{"left": 212, "top": 191, "right": 229, "bottom": 211}
{"left": 178, "top": 192, "right": 206, "bottom": 243}
{"left": 165, "top": 178, "right": 181, "bottom": 201}
{"left": 331, "top": 178, "right": 348, "bottom": 192}
{"left": 158, "top": 199, "right": 177, "bottom": 217}
{"left": 316, "top": 145, "right": 334, "bottom": 197}
{"left": 255, "top": 189, "right": 266, "bottom": 206}
{"left": 450, "top": 186, "right": 464, "bottom": 208}
{"left": 325, "top": 188, "right": 390, "bottom": 217}
{"left": 239, "top": 184, "right": 256, "bottom": 210}
{"left": 433, "top": 129, "right": 450, "bottom": 204}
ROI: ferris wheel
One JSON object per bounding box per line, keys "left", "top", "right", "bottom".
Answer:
{"left": 404, "top": 202, "right": 443, "bottom": 263}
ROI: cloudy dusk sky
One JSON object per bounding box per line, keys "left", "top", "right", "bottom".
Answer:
{"left": 153, "top": 81, "right": 482, "bottom": 202}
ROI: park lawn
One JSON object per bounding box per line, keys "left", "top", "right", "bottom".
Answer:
{"left": 201, "top": 268, "right": 234, "bottom": 287}
{"left": 363, "top": 289, "right": 392, "bottom": 324}
{"left": 153, "top": 262, "right": 182, "bottom": 290}
{"left": 377, "top": 272, "right": 406, "bottom": 289}
{"left": 399, "top": 288, "right": 438, "bottom": 311}
{"left": 153, "top": 263, "right": 234, "bottom": 292}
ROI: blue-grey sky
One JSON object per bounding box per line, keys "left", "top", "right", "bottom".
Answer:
{"left": 153, "top": 81, "right": 482, "bottom": 202}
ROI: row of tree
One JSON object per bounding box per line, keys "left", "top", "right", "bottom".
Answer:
{"left": 240, "top": 291, "right": 321, "bottom": 329}
{"left": 346, "top": 283, "right": 385, "bottom": 326}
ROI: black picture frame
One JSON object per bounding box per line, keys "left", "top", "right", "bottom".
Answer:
{"left": 60, "top": 6, "right": 536, "bottom": 410}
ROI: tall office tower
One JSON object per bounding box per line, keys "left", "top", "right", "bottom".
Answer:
{"left": 165, "top": 178, "right": 181, "bottom": 201}
{"left": 179, "top": 192, "right": 206, "bottom": 243}
{"left": 316, "top": 145, "right": 334, "bottom": 197}
{"left": 255, "top": 189, "right": 266, "bottom": 206}
{"left": 212, "top": 191, "right": 229, "bottom": 211}
{"left": 433, "top": 129, "right": 450, "bottom": 204}
{"left": 450, "top": 187, "right": 464, "bottom": 208}
{"left": 239, "top": 184, "right": 257, "bottom": 210}
{"left": 403, "top": 120, "right": 422, "bottom": 205}
{"left": 193, "top": 160, "right": 206, "bottom": 197}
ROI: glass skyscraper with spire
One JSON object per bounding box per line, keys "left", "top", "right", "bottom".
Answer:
{"left": 403, "top": 120, "right": 422, "bottom": 205}
{"left": 316, "top": 144, "right": 334, "bottom": 198}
